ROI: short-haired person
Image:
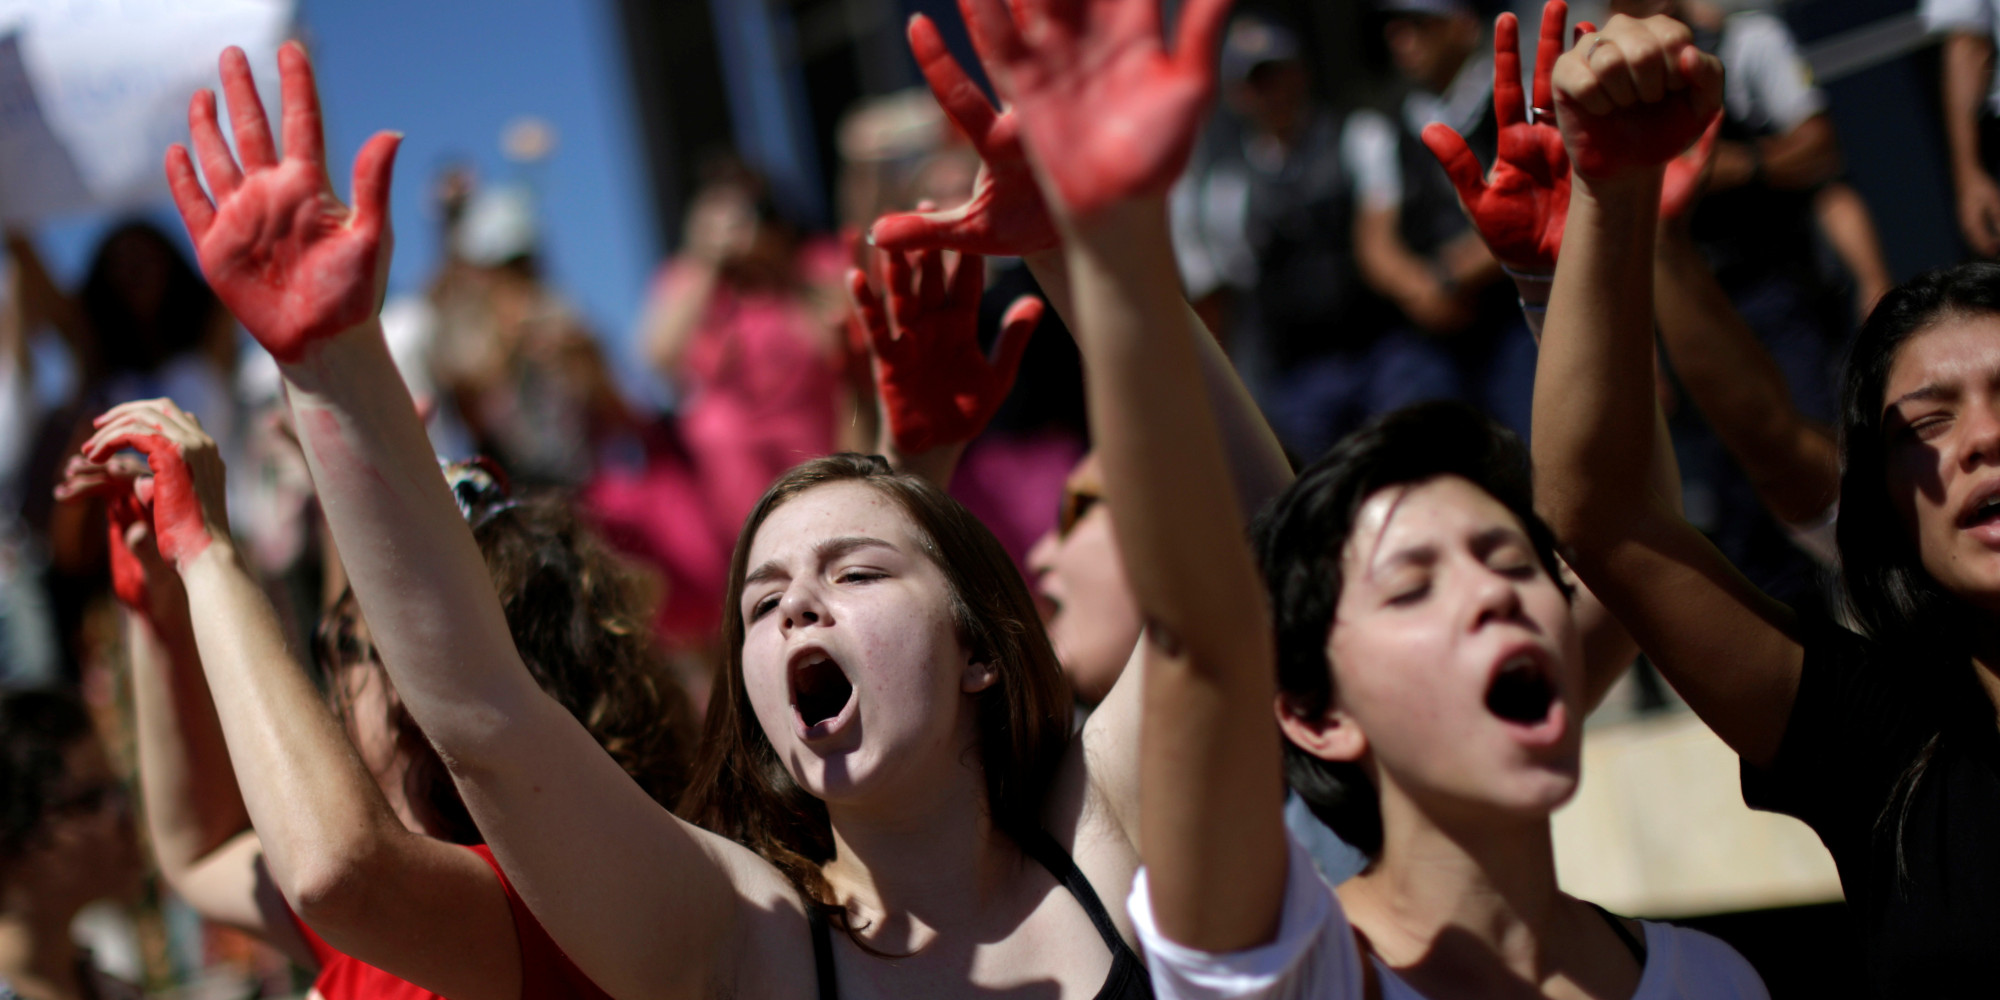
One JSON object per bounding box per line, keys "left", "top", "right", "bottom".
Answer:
{"left": 58, "top": 392, "right": 694, "bottom": 1000}
{"left": 955, "top": 2, "right": 1770, "bottom": 995}
{"left": 1534, "top": 5, "right": 2000, "bottom": 995}
{"left": 0, "top": 690, "right": 143, "bottom": 1000}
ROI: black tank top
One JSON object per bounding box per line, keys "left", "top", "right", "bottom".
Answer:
{"left": 805, "top": 829, "right": 1152, "bottom": 1000}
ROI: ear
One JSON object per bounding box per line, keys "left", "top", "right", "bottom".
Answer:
{"left": 1274, "top": 692, "right": 1367, "bottom": 763}
{"left": 962, "top": 652, "right": 1000, "bottom": 694}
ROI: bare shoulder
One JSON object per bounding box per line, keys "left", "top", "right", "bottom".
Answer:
{"left": 686, "top": 823, "right": 825, "bottom": 1000}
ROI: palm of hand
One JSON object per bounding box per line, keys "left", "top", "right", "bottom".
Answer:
{"left": 1006, "top": 35, "right": 1209, "bottom": 217}
{"left": 1473, "top": 122, "right": 1572, "bottom": 270}
{"left": 198, "top": 162, "right": 383, "bottom": 363}
{"left": 876, "top": 311, "right": 1008, "bottom": 453}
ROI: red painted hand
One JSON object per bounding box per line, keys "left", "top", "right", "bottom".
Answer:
{"left": 1660, "top": 115, "right": 1722, "bottom": 221}
{"left": 869, "top": 14, "right": 1058, "bottom": 256}
{"left": 961, "top": 0, "right": 1232, "bottom": 219}
{"left": 55, "top": 453, "right": 161, "bottom": 612}
{"left": 1422, "top": 2, "right": 1573, "bottom": 272}
{"left": 78, "top": 400, "right": 232, "bottom": 568}
{"left": 848, "top": 246, "right": 1043, "bottom": 454}
{"left": 166, "top": 42, "right": 400, "bottom": 364}
{"left": 1554, "top": 15, "right": 1723, "bottom": 182}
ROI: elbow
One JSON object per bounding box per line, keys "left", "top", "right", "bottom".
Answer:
{"left": 284, "top": 826, "right": 392, "bottom": 932}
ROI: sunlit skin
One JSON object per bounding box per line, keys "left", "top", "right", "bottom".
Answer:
{"left": 738, "top": 481, "right": 998, "bottom": 808}
{"left": 1881, "top": 316, "right": 2000, "bottom": 624}
{"left": 1026, "top": 456, "right": 1144, "bottom": 705}
{"left": 1315, "top": 476, "right": 1584, "bottom": 826}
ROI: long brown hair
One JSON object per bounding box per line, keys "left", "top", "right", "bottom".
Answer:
{"left": 320, "top": 494, "right": 696, "bottom": 841}
{"left": 677, "top": 454, "right": 1072, "bottom": 912}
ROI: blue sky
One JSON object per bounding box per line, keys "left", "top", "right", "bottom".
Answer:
{"left": 39, "top": 0, "right": 662, "bottom": 378}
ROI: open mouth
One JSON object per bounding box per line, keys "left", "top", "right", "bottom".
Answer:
{"left": 1962, "top": 490, "right": 2000, "bottom": 530}
{"left": 792, "top": 653, "right": 855, "bottom": 729}
{"left": 1485, "top": 653, "right": 1557, "bottom": 725}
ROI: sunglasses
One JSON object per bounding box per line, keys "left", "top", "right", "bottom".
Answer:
{"left": 1057, "top": 486, "right": 1103, "bottom": 539}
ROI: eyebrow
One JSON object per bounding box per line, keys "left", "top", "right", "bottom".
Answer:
{"left": 1886, "top": 383, "right": 1956, "bottom": 415}
{"left": 743, "top": 535, "right": 899, "bottom": 589}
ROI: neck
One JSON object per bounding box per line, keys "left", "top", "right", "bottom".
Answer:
{"left": 0, "top": 887, "right": 84, "bottom": 1000}
{"left": 1344, "top": 791, "right": 1568, "bottom": 980}
{"left": 819, "top": 752, "right": 1018, "bottom": 950}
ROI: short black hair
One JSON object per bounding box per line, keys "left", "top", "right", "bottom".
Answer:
{"left": 1250, "top": 401, "right": 1568, "bottom": 858}
{"left": 0, "top": 689, "right": 95, "bottom": 866}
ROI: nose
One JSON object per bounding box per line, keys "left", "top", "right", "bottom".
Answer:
{"left": 1963, "top": 398, "right": 2000, "bottom": 471}
{"left": 1027, "top": 529, "right": 1059, "bottom": 579}
{"left": 1468, "top": 563, "right": 1528, "bottom": 632}
{"left": 779, "top": 583, "right": 830, "bottom": 632}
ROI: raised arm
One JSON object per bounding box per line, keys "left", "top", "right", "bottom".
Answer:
{"left": 969, "top": 0, "right": 1286, "bottom": 952}
{"left": 871, "top": 9, "right": 1290, "bottom": 517}
{"left": 69, "top": 400, "right": 531, "bottom": 998}
{"left": 1425, "top": 1, "right": 1698, "bottom": 709}
{"left": 1654, "top": 206, "right": 1840, "bottom": 530}
{"left": 1535, "top": 16, "right": 1803, "bottom": 766}
{"left": 55, "top": 455, "right": 304, "bottom": 960}
{"left": 164, "top": 43, "right": 776, "bottom": 1000}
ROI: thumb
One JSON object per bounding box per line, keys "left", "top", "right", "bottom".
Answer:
{"left": 871, "top": 203, "right": 976, "bottom": 252}
{"left": 351, "top": 131, "right": 403, "bottom": 235}
{"left": 990, "top": 295, "right": 1043, "bottom": 383}
{"left": 1422, "top": 123, "right": 1487, "bottom": 207}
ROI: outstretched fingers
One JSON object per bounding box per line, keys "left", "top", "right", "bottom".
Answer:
{"left": 350, "top": 131, "right": 403, "bottom": 236}
{"left": 990, "top": 294, "right": 1043, "bottom": 377}
{"left": 1422, "top": 123, "right": 1487, "bottom": 206}
{"left": 946, "top": 248, "right": 987, "bottom": 318}
{"left": 1532, "top": 1, "right": 1568, "bottom": 118}
{"left": 219, "top": 47, "right": 278, "bottom": 172}
{"left": 187, "top": 89, "right": 243, "bottom": 200}
{"left": 1494, "top": 12, "right": 1526, "bottom": 129}
{"left": 165, "top": 145, "right": 216, "bottom": 238}
{"left": 1175, "top": 0, "right": 1233, "bottom": 80}
{"left": 911, "top": 14, "right": 998, "bottom": 144}
{"left": 277, "top": 41, "right": 327, "bottom": 170}
{"left": 959, "top": 0, "right": 1030, "bottom": 93}
{"left": 869, "top": 202, "right": 973, "bottom": 252}
{"left": 846, "top": 267, "right": 897, "bottom": 358}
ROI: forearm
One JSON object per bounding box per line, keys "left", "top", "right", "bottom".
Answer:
{"left": 280, "top": 322, "right": 540, "bottom": 767}
{"left": 642, "top": 262, "right": 720, "bottom": 377}
{"left": 1025, "top": 249, "right": 1292, "bottom": 515}
{"left": 1813, "top": 182, "right": 1895, "bottom": 300}
{"left": 128, "top": 604, "right": 250, "bottom": 884}
{"left": 1654, "top": 231, "right": 1838, "bottom": 523}
{"left": 1534, "top": 173, "right": 1666, "bottom": 539}
{"left": 178, "top": 540, "right": 407, "bottom": 915}
{"left": 1945, "top": 34, "right": 1997, "bottom": 183}
{"left": 1062, "top": 199, "right": 1282, "bottom": 951}
{"left": 1755, "top": 116, "right": 1840, "bottom": 191}
{"left": 1355, "top": 209, "right": 1454, "bottom": 320}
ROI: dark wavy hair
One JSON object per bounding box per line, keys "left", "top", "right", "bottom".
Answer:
{"left": 320, "top": 493, "right": 696, "bottom": 843}
{"left": 677, "top": 454, "right": 1072, "bottom": 931}
{"left": 1836, "top": 262, "right": 2000, "bottom": 874}
{"left": 1251, "top": 402, "right": 1569, "bottom": 859}
{"left": 0, "top": 689, "right": 96, "bottom": 868}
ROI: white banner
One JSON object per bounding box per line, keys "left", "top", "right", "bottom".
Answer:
{"left": 0, "top": 0, "right": 293, "bottom": 224}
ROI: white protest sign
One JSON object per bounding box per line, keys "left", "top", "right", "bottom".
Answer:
{"left": 0, "top": 0, "right": 293, "bottom": 224}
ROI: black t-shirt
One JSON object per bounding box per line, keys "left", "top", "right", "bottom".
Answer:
{"left": 1743, "top": 622, "right": 2000, "bottom": 995}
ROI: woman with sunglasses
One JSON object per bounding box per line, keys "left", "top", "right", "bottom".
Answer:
{"left": 57, "top": 395, "right": 695, "bottom": 1000}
